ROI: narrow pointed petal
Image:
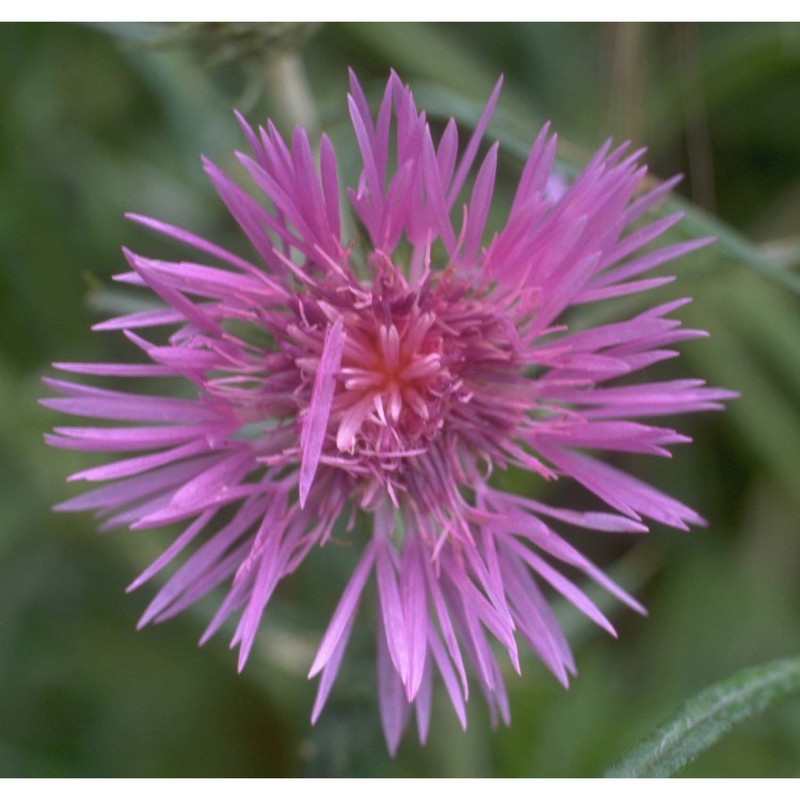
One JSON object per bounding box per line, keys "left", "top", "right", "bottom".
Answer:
{"left": 308, "top": 540, "right": 376, "bottom": 678}
{"left": 299, "top": 316, "right": 345, "bottom": 507}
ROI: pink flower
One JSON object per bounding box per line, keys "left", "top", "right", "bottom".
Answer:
{"left": 44, "top": 71, "right": 734, "bottom": 753}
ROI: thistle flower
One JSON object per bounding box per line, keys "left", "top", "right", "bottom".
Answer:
{"left": 44, "top": 71, "right": 734, "bottom": 753}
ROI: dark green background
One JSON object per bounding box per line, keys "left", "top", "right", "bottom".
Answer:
{"left": 2, "top": 22, "right": 800, "bottom": 776}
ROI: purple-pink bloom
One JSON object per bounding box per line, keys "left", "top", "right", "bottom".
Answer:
{"left": 44, "top": 71, "right": 734, "bottom": 753}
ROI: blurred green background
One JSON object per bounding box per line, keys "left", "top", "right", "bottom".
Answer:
{"left": 2, "top": 22, "right": 800, "bottom": 777}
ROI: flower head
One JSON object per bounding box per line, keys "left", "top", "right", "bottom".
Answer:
{"left": 44, "top": 70, "right": 734, "bottom": 753}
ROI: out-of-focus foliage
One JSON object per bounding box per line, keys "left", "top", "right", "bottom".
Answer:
{"left": 2, "top": 22, "right": 800, "bottom": 777}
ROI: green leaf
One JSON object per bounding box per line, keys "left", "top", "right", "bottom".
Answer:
{"left": 606, "top": 655, "right": 800, "bottom": 777}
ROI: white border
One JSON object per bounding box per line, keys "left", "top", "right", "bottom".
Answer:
{"left": 5, "top": 6, "right": 800, "bottom": 23}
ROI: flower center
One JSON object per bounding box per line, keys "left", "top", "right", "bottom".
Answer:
{"left": 291, "top": 266, "right": 529, "bottom": 510}
{"left": 335, "top": 306, "right": 461, "bottom": 456}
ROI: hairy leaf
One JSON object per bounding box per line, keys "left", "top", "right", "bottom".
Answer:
{"left": 606, "top": 655, "right": 800, "bottom": 777}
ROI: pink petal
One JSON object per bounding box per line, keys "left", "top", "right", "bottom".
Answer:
{"left": 299, "top": 316, "right": 345, "bottom": 507}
